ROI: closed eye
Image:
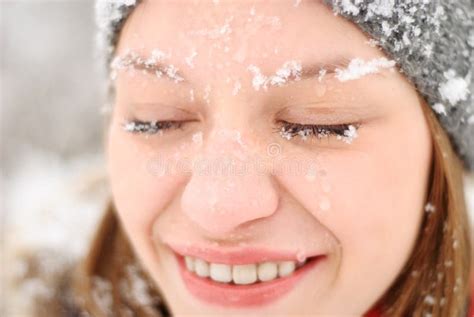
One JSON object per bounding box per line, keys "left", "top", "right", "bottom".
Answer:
{"left": 274, "top": 120, "right": 361, "bottom": 143}
{"left": 122, "top": 119, "right": 361, "bottom": 144}
{"left": 122, "top": 119, "right": 185, "bottom": 134}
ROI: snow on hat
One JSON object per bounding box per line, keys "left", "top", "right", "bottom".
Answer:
{"left": 95, "top": 0, "right": 474, "bottom": 171}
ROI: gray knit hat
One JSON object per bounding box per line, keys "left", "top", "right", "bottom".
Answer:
{"left": 95, "top": 0, "right": 474, "bottom": 171}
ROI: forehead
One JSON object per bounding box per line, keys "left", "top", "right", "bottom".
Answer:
{"left": 116, "top": 0, "right": 383, "bottom": 84}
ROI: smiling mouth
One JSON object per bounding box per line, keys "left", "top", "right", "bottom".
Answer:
{"left": 181, "top": 254, "right": 318, "bottom": 285}
{"left": 173, "top": 252, "right": 325, "bottom": 307}
{"left": 167, "top": 244, "right": 326, "bottom": 307}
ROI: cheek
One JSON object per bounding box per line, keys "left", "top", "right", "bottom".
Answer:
{"left": 275, "top": 115, "right": 431, "bottom": 303}
{"left": 317, "top": 148, "right": 429, "bottom": 310}
{"left": 331, "top": 151, "right": 427, "bottom": 274}
{"left": 106, "top": 126, "right": 188, "bottom": 233}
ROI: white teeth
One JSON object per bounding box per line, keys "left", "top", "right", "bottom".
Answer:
{"left": 278, "top": 261, "right": 296, "bottom": 277}
{"left": 257, "top": 262, "right": 278, "bottom": 282}
{"left": 183, "top": 255, "right": 307, "bottom": 284}
{"left": 194, "top": 258, "right": 210, "bottom": 277}
{"left": 184, "top": 256, "right": 195, "bottom": 272}
{"left": 210, "top": 263, "right": 233, "bottom": 283}
{"left": 233, "top": 264, "right": 257, "bottom": 285}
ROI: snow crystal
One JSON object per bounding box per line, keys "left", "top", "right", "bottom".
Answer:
{"left": 342, "top": 125, "right": 358, "bottom": 144}
{"left": 95, "top": 0, "right": 137, "bottom": 30}
{"left": 246, "top": 11, "right": 282, "bottom": 31}
{"left": 432, "top": 103, "right": 447, "bottom": 116}
{"left": 111, "top": 49, "right": 184, "bottom": 83}
{"left": 400, "top": 15, "right": 415, "bottom": 25}
{"left": 123, "top": 264, "right": 155, "bottom": 307}
{"left": 163, "top": 64, "right": 184, "bottom": 82}
{"left": 267, "top": 16, "right": 282, "bottom": 29}
{"left": 216, "top": 129, "right": 244, "bottom": 147}
{"left": 438, "top": 70, "right": 470, "bottom": 106}
{"left": 381, "top": 21, "right": 393, "bottom": 37}
{"left": 335, "top": 58, "right": 396, "bottom": 82}
{"left": 190, "top": 16, "right": 233, "bottom": 40}
{"left": 185, "top": 49, "right": 198, "bottom": 68}
{"left": 232, "top": 80, "right": 242, "bottom": 96}
{"left": 318, "top": 69, "right": 327, "bottom": 82}
{"left": 149, "top": 48, "right": 169, "bottom": 62}
{"left": 423, "top": 44, "right": 434, "bottom": 58}
{"left": 367, "top": 39, "right": 379, "bottom": 48}
{"left": 91, "top": 276, "right": 113, "bottom": 316}
{"left": 247, "top": 60, "right": 302, "bottom": 91}
{"left": 335, "top": 125, "right": 359, "bottom": 143}
{"left": 413, "top": 27, "right": 421, "bottom": 37}
{"left": 271, "top": 61, "right": 302, "bottom": 85}
{"left": 424, "top": 294, "right": 436, "bottom": 306}
{"left": 339, "top": 0, "right": 361, "bottom": 16}
{"left": 468, "top": 31, "right": 474, "bottom": 48}
{"left": 123, "top": 121, "right": 136, "bottom": 132}
{"left": 402, "top": 32, "right": 411, "bottom": 46}
{"left": 366, "top": 0, "right": 395, "bottom": 18}
{"left": 424, "top": 202, "right": 436, "bottom": 213}
{"left": 280, "top": 127, "right": 293, "bottom": 140}
{"left": 192, "top": 131, "right": 203, "bottom": 145}
{"left": 247, "top": 65, "right": 267, "bottom": 91}
{"left": 298, "top": 129, "right": 310, "bottom": 140}
{"left": 120, "top": 0, "right": 136, "bottom": 5}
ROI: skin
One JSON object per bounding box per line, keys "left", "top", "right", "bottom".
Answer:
{"left": 106, "top": 0, "right": 433, "bottom": 315}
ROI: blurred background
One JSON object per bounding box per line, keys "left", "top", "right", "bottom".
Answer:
{"left": 1, "top": 1, "right": 473, "bottom": 316}
{"left": 1, "top": 1, "right": 110, "bottom": 315}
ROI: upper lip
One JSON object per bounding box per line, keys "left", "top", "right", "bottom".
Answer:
{"left": 166, "top": 243, "right": 323, "bottom": 265}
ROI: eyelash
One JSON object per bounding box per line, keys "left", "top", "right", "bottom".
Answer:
{"left": 275, "top": 120, "right": 360, "bottom": 142}
{"left": 122, "top": 119, "right": 184, "bottom": 134}
{"left": 122, "top": 119, "right": 361, "bottom": 143}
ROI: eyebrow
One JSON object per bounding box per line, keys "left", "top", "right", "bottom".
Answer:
{"left": 300, "top": 56, "right": 353, "bottom": 78}
{"left": 112, "top": 54, "right": 189, "bottom": 84}
{"left": 122, "top": 54, "right": 372, "bottom": 84}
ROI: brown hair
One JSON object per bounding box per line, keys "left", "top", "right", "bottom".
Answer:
{"left": 372, "top": 98, "right": 472, "bottom": 316}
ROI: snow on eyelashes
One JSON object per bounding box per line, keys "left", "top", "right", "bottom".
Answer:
{"left": 116, "top": 56, "right": 402, "bottom": 145}
{"left": 118, "top": 60, "right": 402, "bottom": 147}
{"left": 122, "top": 119, "right": 360, "bottom": 145}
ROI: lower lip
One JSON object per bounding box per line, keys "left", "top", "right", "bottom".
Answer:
{"left": 174, "top": 253, "right": 325, "bottom": 307}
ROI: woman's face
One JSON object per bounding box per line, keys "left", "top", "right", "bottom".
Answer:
{"left": 107, "top": 1, "right": 432, "bottom": 315}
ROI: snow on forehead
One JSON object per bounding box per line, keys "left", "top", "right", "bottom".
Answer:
{"left": 109, "top": 2, "right": 401, "bottom": 90}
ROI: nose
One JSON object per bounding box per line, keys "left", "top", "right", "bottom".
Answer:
{"left": 180, "top": 130, "right": 279, "bottom": 236}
